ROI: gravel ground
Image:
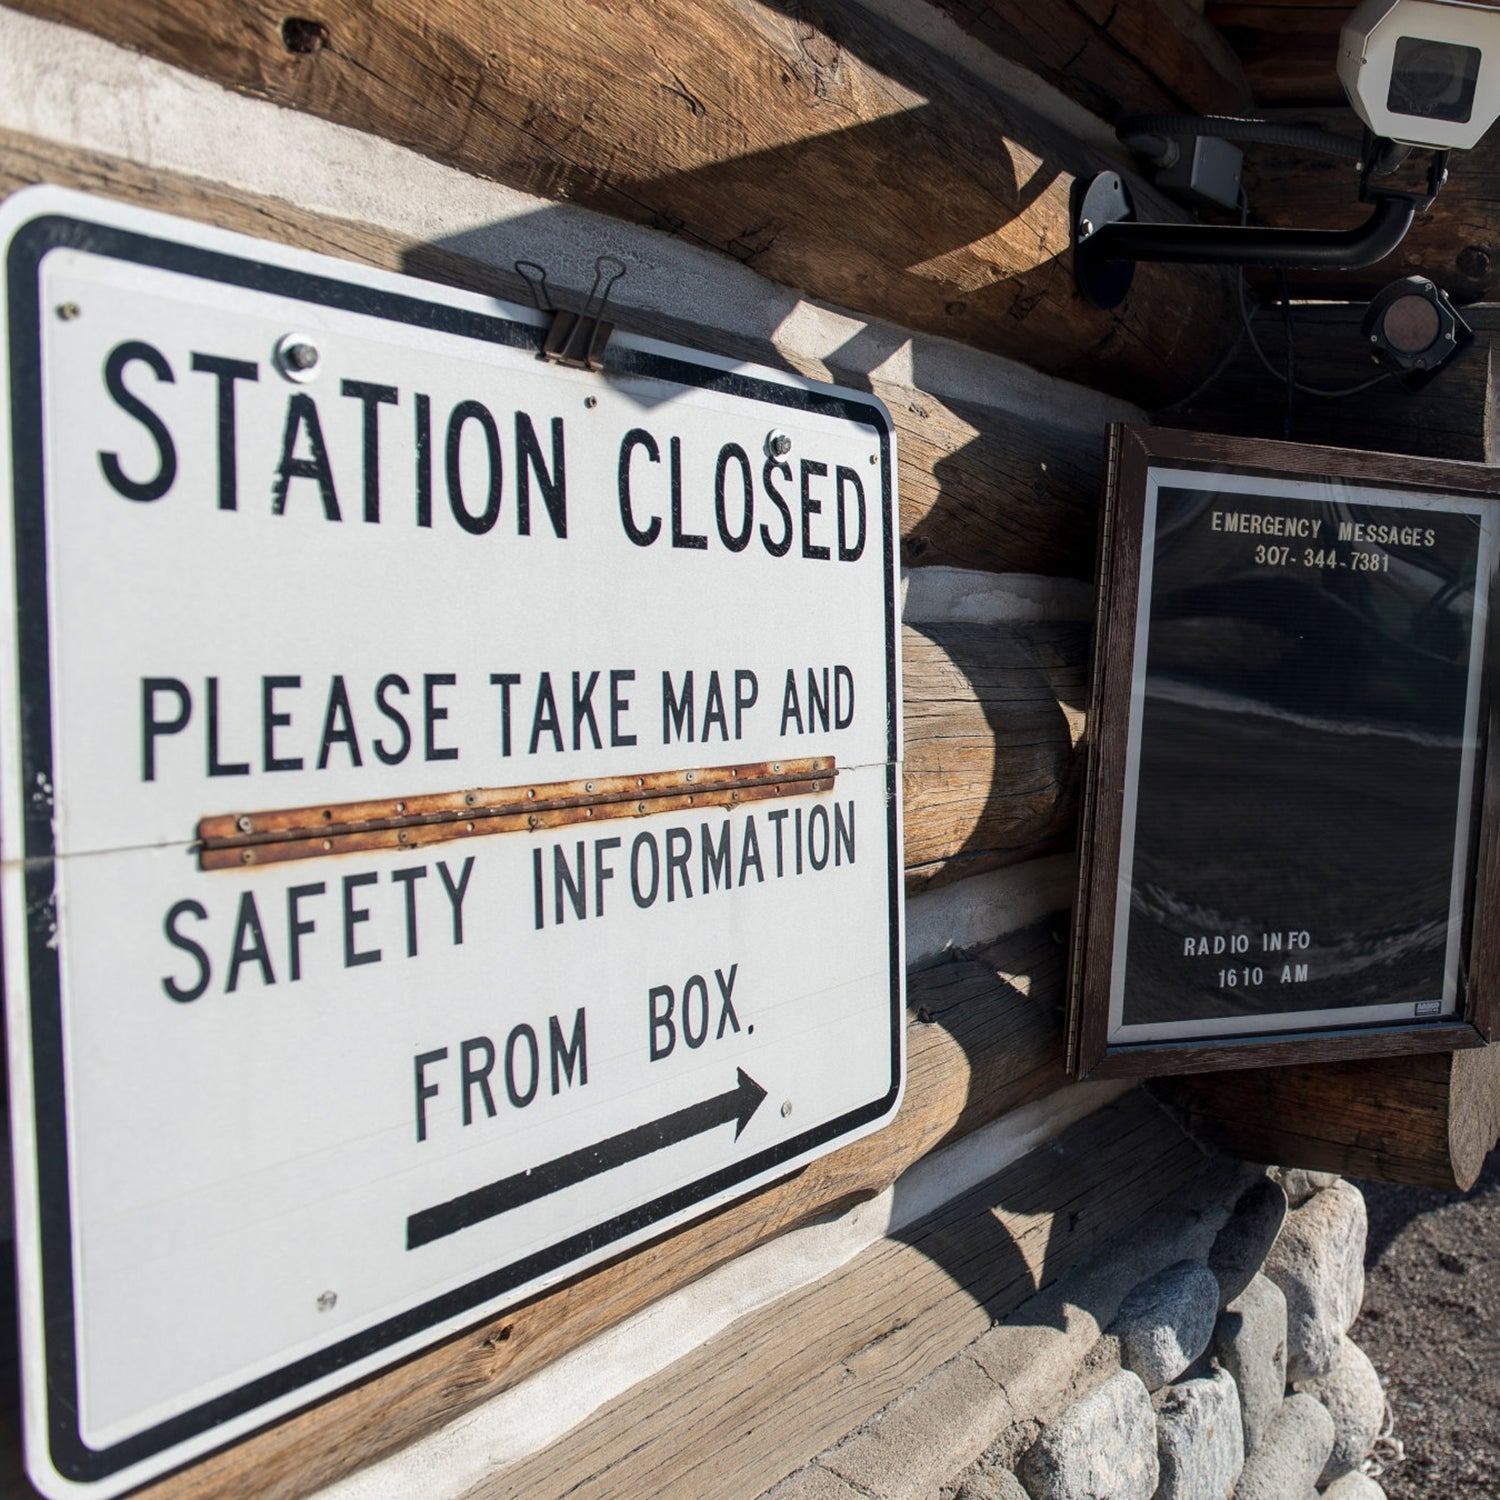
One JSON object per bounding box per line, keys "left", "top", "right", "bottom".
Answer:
{"left": 1353, "top": 1149, "right": 1500, "bottom": 1497}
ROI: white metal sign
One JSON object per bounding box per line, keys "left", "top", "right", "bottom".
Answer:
{"left": 0, "top": 187, "right": 903, "bottom": 1497}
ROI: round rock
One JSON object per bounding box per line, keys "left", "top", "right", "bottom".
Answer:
{"left": 1322, "top": 1470, "right": 1387, "bottom": 1498}
{"left": 1269, "top": 1167, "right": 1341, "bottom": 1207}
{"left": 956, "top": 1470, "right": 1030, "bottom": 1500}
{"left": 1215, "top": 1272, "right": 1287, "bottom": 1456}
{"left": 1107, "top": 1261, "right": 1219, "bottom": 1391}
{"left": 1209, "top": 1178, "right": 1288, "bottom": 1309}
{"left": 1263, "top": 1179, "right": 1366, "bottom": 1381}
{"left": 1232, "top": 1393, "right": 1335, "bottom": 1500}
{"left": 1154, "top": 1366, "right": 1244, "bottom": 1500}
{"left": 1017, "top": 1370, "right": 1158, "bottom": 1500}
{"left": 1296, "top": 1338, "right": 1385, "bottom": 1484}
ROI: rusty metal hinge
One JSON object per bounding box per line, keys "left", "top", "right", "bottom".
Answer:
{"left": 198, "top": 757, "right": 836, "bottom": 870}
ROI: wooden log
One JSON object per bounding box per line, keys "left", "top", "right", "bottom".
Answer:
{"left": 903, "top": 622, "right": 1087, "bottom": 891}
{"left": 0, "top": 127, "right": 1108, "bottom": 583}
{"left": 1235, "top": 108, "right": 1500, "bottom": 302}
{"left": 1158, "top": 1040, "right": 1500, "bottom": 1189}
{"left": 893, "top": 389, "right": 1103, "bottom": 580}
{"left": 1170, "top": 299, "right": 1500, "bottom": 460}
{"left": 923, "top": 0, "right": 1253, "bottom": 123}
{"left": 2, "top": 0, "right": 1235, "bottom": 406}
{"left": 1204, "top": 0, "right": 1352, "bottom": 105}
{"left": 0, "top": 919, "right": 1074, "bottom": 1500}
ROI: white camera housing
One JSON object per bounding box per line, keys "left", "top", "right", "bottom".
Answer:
{"left": 1339, "top": 0, "right": 1500, "bottom": 150}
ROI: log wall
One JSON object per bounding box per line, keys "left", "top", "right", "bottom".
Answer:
{"left": 1, "top": 3, "right": 1498, "bottom": 1496}
{"left": 2, "top": 0, "right": 1237, "bottom": 406}
{"left": 924, "top": 0, "right": 1253, "bottom": 122}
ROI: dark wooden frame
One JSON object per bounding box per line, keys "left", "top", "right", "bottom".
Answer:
{"left": 1069, "top": 426, "right": 1500, "bottom": 1079}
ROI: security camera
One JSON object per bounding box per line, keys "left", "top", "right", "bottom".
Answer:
{"left": 1340, "top": 0, "right": 1500, "bottom": 150}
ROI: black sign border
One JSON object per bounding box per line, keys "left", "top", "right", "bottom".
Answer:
{"left": 1069, "top": 424, "right": 1500, "bottom": 1080}
{"left": 3, "top": 207, "right": 904, "bottom": 1486}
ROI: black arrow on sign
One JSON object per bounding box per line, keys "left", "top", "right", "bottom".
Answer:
{"left": 406, "top": 1067, "right": 769, "bottom": 1250}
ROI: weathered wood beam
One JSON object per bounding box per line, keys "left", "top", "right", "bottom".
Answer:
{"left": 1170, "top": 300, "right": 1500, "bottom": 460}
{"left": 1236, "top": 108, "right": 1500, "bottom": 302}
{"left": 0, "top": 0, "right": 1233, "bottom": 405}
{"left": 488, "top": 1092, "right": 1216, "bottom": 1500}
{"left": 924, "top": 0, "right": 1253, "bottom": 122}
{"left": 0, "top": 921, "right": 1074, "bottom": 1500}
{"left": 1158, "top": 1042, "right": 1500, "bottom": 1190}
{"left": 1205, "top": 0, "right": 1354, "bottom": 105}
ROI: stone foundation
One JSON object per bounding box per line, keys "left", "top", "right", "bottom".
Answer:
{"left": 769, "top": 1164, "right": 1389, "bottom": 1500}
{"left": 957, "top": 1169, "right": 1387, "bottom": 1500}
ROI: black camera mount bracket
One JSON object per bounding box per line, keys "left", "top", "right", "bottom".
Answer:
{"left": 1074, "top": 128, "right": 1446, "bottom": 310}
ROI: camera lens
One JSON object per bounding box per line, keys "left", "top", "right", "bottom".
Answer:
{"left": 1387, "top": 35, "right": 1481, "bottom": 122}
{"left": 1380, "top": 293, "right": 1442, "bottom": 354}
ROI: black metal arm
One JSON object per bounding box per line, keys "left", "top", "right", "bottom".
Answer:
{"left": 1074, "top": 171, "right": 1420, "bottom": 309}
{"left": 1083, "top": 196, "right": 1414, "bottom": 270}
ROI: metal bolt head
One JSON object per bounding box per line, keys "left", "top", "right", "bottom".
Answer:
{"left": 55, "top": 302, "right": 81, "bottom": 321}
{"left": 584, "top": 395, "right": 599, "bottom": 409}
{"left": 1078, "top": 218, "right": 1094, "bottom": 239}
{"left": 275, "top": 332, "right": 322, "bottom": 382}
{"left": 317, "top": 1290, "right": 338, "bottom": 1312}
{"left": 765, "top": 430, "right": 792, "bottom": 460}
{"left": 236, "top": 814, "right": 254, "bottom": 833}
{"left": 780, "top": 1100, "right": 793, "bottom": 1118}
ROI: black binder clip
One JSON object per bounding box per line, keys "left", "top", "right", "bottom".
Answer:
{"left": 516, "top": 255, "right": 627, "bottom": 371}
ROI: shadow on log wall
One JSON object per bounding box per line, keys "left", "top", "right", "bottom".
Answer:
{"left": 4, "top": 0, "right": 1236, "bottom": 406}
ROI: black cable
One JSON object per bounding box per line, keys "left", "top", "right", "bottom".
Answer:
{"left": 1234, "top": 282, "right": 1396, "bottom": 399}
{"left": 1153, "top": 320, "right": 1249, "bottom": 416}
{"left": 1277, "top": 270, "right": 1295, "bottom": 439}
{"left": 1116, "top": 113, "right": 1363, "bottom": 161}
{"left": 1155, "top": 194, "right": 1395, "bottom": 418}
{"left": 1154, "top": 194, "right": 1253, "bottom": 417}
